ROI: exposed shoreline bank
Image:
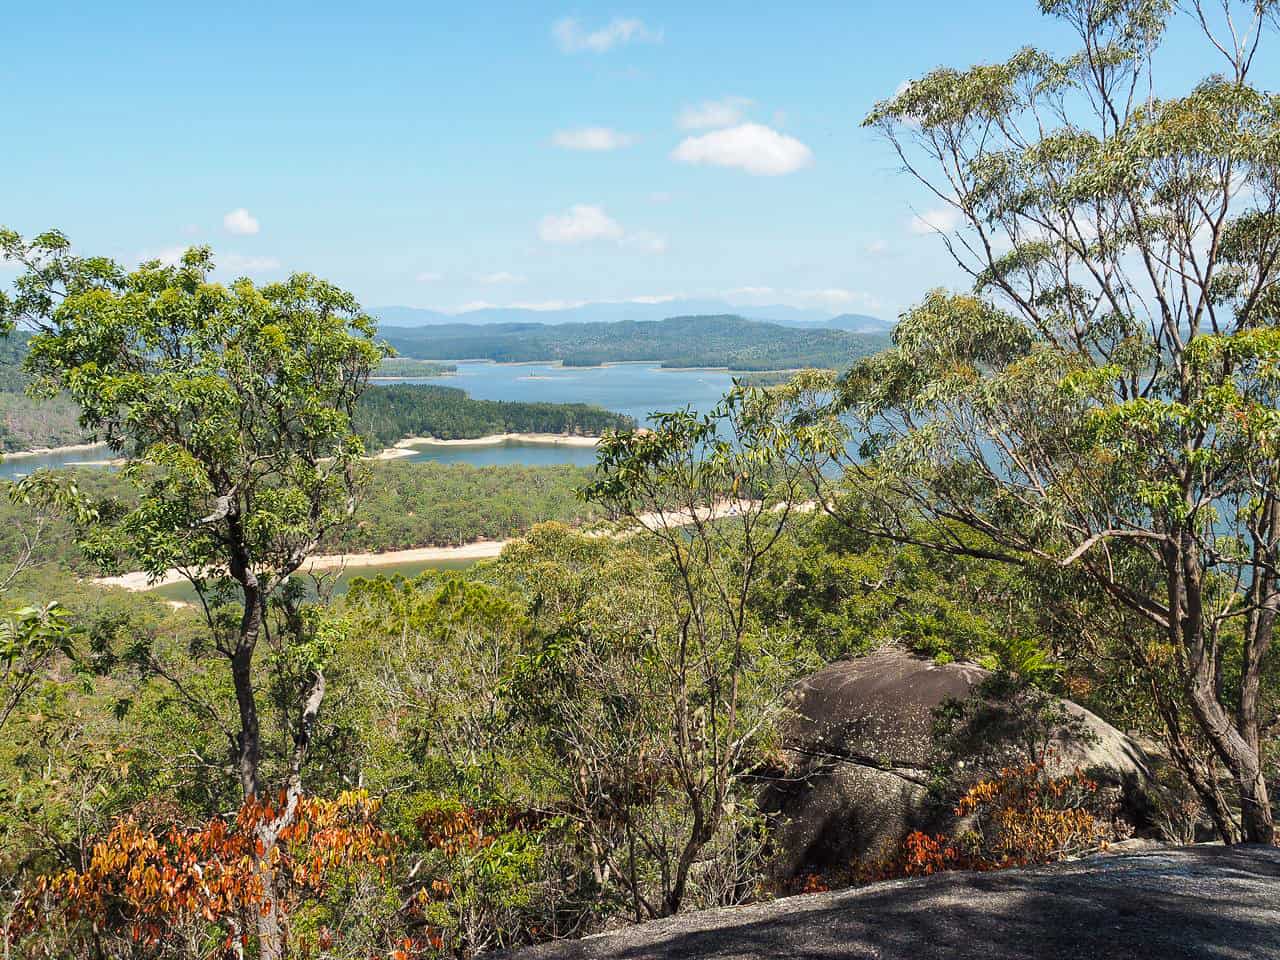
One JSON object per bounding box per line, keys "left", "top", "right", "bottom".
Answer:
{"left": 3, "top": 440, "right": 107, "bottom": 460}
{"left": 92, "top": 500, "right": 773, "bottom": 593}
{"left": 93, "top": 540, "right": 509, "bottom": 591}
{"left": 375, "top": 432, "right": 601, "bottom": 460}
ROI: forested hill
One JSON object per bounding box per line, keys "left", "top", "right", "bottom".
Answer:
{"left": 0, "top": 332, "right": 87, "bottom": 451}
{"left": 380, "top": 314, "right": 891, "bottom": 370}
{"left": 355, "top": 384, "right": 633, "bottom": 448}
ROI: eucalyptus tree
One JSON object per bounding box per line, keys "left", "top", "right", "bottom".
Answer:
{"left": 0, "top": 229, "right": 387, "bottom": 956}
{"left": 580, "top": 383, "right": 831, "bottom": 914}
{"left": 809, "top": 0, "right": 1280, "bottom": 843}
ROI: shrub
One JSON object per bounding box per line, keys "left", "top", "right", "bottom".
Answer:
{"left": 859, "top": 761, "right": 1116, "bottom": 882}
{"left": 9, "top": 791, "right": 400, "bottom": 959}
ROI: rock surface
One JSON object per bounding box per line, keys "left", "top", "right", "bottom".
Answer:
{"left": 503, "top": 845, "right": 1280, "bottom": 959}
{"left": 759, "top": 650, "right": 1153, "bottom": 876}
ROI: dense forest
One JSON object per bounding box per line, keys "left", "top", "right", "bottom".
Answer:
{"left": 0, "top": 332, "right": 87, "bottom": 451}
{"left": 354, "top": 384, "right": 632, "bottom": 448}
{"left": 380, "top": 314, "right": 890, "bottom": 369}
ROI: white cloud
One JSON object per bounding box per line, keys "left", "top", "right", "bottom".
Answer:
{"left": 805, "top": 288, "right": 865, "bottom": 307}
{"left": 140, "top": 246, "right": 188, "bottom": 267}
{"left": 671, "top": 123, "right": 813, "bottom": 176}
{"left": 552, "top": 127, "right": 636, "bottom": 151}
{"left": 538, "top": 204, "right": 664, "bottom": 254}
{"left": 627, "top": 293, "right": 679, "bottom": 304}
{"left": 649, "top": 191, "right": 673, "bottom": 204}
{"left": 864, "top": 239, "right": 889, "bottom": 256}
{"left": 538, "top": 204, "right": 625, "bottom": 244}
{"left": 909, "top": 206, "right": 962, "bottom": 234}
{"left": 676, "top": 96, "right": 753, "bottom": 130}
{"left": 416, "top": 271, "right": 443, "bottom": 283}
{"left": 222, "top": 208, "right": 260, "bottom": 236}
{"left": 478, "top": 271, "right": 525, "bottom": 285}
{"left": 725, "top": 286, "right": 881, "bottom": 311}
{"left": 510, "top": 299, "right": 582, "bottom": 310}
{"left": 220, "top": 253, "right": 281, "bottom": 274}
{"left": 142, "top": 246, "right": 279, "bottom": 274}
{"left": 621, "top": 231, "right": 667, "bottom": 254}
{"left": 553, "top": 17, "right": 661, "bottom": 53}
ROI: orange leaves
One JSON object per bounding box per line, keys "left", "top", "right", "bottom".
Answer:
{"left": 952, "top": 761, "right": 1108, "bottom": 867}
{"left": 11, "top": 790, "right": 397, "bottom": 956}
{"left": 797, "top": 872, "right": 830, "bottom": 894}
{"left": 414, "top": 803, "right": 545, "bottom": 860}
{"left": 860, "top": 762, "right": 1112, "bottom": 883}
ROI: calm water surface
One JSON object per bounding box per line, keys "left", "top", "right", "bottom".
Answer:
{"left": 384, "top": 361, "right": 736, "bottom": 469}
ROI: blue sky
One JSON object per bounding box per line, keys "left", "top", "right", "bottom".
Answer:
{"left": 3, "top": 2, "right": 1275, "bottom": 319}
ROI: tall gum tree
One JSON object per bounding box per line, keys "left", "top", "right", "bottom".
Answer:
{"left": 0, "top": 231, "right": 388, "bottom": 955}
{"left": 802, "top": 0, "right": 1279, "bottom": 843}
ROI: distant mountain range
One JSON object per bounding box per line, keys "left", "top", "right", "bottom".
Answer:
{"left": 379, "top": 314, "right": 892, "bottom": 372}
{"left": 373, "top": 300, "right": 894, "bottom": 334}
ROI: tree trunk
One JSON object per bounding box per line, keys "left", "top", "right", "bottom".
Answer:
{"left": 255, "top": 858, "right": 285, "bottom": 960}
{"left": 1186, "top": 673, "right": 1275, "bottom": 844}
{"left": 228, "top": 565, "right": 286, "bottom": 959}
{"left": 1239, "top": 767, "right": 1275, "bottom": 846}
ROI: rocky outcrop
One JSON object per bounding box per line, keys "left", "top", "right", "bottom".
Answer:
{"left": 502, "top": 845, "right": 1280, "bottom": 959}
{"left": 758, "top": 650, "right": 1153, "bottom": 878}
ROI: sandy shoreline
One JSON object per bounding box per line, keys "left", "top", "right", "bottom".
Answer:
{"left": 90, "top": 500, "right": 778, "bottom": 593}
{"left": 4, "top": 440, "right": 107, "bottom": 460}
{"left": 93, "top": 540, "right": 509, "bottom": 591}
{"left": 375, "top": 432, "right": 601, "bottom": 460}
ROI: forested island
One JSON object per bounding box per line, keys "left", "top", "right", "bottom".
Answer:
{"left": 354, "top": 384, "right": 632, "bottom": 448}
{"left": 374, "top": 357, "right": 456, "bottom": 378}
{"left": 380, "top": 314, "right": 890, "bottom": 369}
{"left": 0, "top": 460, "right": 601, "bottom": 579}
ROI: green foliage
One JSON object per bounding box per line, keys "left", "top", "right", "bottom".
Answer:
{"left": 17, "top": 244, "right": 387, "bottom": 588}
{"left": 838, "top": 0, "right": 1280, "bottom": 843}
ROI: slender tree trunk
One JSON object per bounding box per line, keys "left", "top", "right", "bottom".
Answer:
{"left": 1149, "top": 680, "right": 1241, "bottom": 843}
{"left": 231, "top": 566, "right": 264, "bottom": 800}
{"left": 255, "top": 863, "right": 285, "bottom": 960}
{"left": 1175, "top": 538, "right": 1275, "bottom": 845}
{"left": 1186, "top": 672, "right": 1275, "bottom": 844}
{"left": 228, "top": 560, "right": 288, "bottom": 959}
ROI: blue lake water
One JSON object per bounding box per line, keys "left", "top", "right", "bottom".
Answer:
{"left": 394, "top": 361, "right": 738, "bottom": 426}
{"left": 0, "top": 447, "right": 116, "bottom": 480}
{"left": 0, "top": 362, "right": 740, "bottom": 479}
{"left": 375, "top": 361, "right": 740, "bottom": 469}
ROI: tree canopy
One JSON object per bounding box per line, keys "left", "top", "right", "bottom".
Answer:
{"left": 790, "top": 0, "right": 1280, "bottom": 843}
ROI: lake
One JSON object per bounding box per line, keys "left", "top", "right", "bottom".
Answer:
{"left": 0, "top": 446, "right": 117, "bottom": 480}
{"left": 0, "top": 362, "right": 739, "bottom": 479}
{"left": 400, "top": 360, "right": 738, "bottom": 425}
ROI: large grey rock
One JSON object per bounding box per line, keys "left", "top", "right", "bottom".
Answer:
{"left": 759, "top": 649, "right": 1153, "bottom": 877}
{"left": 503, "top": 845, "right": 1280, "bottom": 959}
